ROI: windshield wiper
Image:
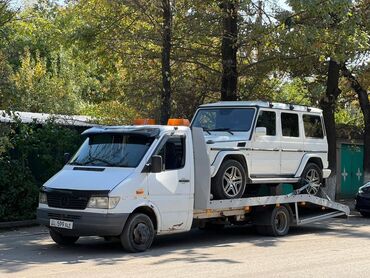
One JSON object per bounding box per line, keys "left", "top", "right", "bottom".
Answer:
{"left": 209, "top": 128, "right": 234, "bottom": 135}
{"left": 202, "top": 128, "right": 212, "bottom": 135}
{"left": 74, "top": 157, "right": 116, "bottom": 167}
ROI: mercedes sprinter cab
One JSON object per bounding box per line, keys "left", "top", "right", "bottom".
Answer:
{"left": 38, "top": 123, "right": 197, "bottom": 252}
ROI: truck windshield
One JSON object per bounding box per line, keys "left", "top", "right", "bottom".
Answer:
{"left": 192, "top": 108, "right": 255, "bottom": 132}
{"left": 69, "top": 133, "right": 155, "bottom": 168}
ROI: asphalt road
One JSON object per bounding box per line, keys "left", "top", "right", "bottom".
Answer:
{"left": 1, "top": 214, "right": 370, "bottom": 278}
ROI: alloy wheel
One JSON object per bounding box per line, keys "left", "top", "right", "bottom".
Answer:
{"left": 305, "top": 168, "right": 321, "bottom": 195}
{"left": 222, "top": 166, "right": 243, "bottom": 198}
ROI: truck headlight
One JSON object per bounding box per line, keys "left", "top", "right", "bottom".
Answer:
{"left": 39, "top": 192, "right": 47, "bottom": 204}
{"left": 87, "top": 196, "right": 120, "bottom": 209}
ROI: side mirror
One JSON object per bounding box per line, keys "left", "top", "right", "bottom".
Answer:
{"left": 64, "top": 153, "right": 71, "bottom": 164}
{"left": 150, "top": 155, "right": 163, "bottom": 173}
{"left": 255, "top": 127, "right": 267, "bottom": 137}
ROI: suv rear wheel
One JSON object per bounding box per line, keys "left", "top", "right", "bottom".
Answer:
{"left": 298, "top": 163, "right": 323, "bottom": 195}
{"left": 211, "top": 159, "right": 246, "bottom": 199}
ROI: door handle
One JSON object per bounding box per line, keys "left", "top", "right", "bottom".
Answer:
{"left": 179, "top": 179, "right": 190, "bottom": 183}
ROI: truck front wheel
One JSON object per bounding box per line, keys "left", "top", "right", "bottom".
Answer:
{"left": 120, "top": 213, "right": 155, "bottom": 252}
{"left": 49, "top": 229, "right": 79, "bottom": 245}
{"left": 212, "top": 159, "right": 246, "bottom": 200}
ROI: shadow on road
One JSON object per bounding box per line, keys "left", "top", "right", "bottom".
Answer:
{"left": 0, "top": 215, "right": 369, "bottom": 273}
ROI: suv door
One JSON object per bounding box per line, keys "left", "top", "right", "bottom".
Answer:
{"left": 147, "top": 133, "right": 192, "bottom": 233}
{"left": 280, "top": 112, "right": 304, "bottom": 175}
{"left": 250, "top": 109, "right": 281, "bottom": 176}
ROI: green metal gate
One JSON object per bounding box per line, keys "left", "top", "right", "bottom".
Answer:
{"left": 340, "top": 144, "right": 364, "bottom": 198}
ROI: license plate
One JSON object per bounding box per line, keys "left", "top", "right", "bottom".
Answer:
{"left": 50, "top": 219, "right": 73, "bottom": 230}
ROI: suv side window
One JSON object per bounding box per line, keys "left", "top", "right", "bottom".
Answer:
{"left": 256, "top": 110, "right": 276, "bottom": 136}
{"left": 281, "top": 113, "right": 299, "bottom": 137}
{"left": 303, "top": 114, "right": 324, "bottom": 138}
{"left": 156, "top": 136, "right": 186, "bottom": 170}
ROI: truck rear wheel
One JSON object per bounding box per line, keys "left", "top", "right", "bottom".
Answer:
{"left": 256, "top": 206, "right": 290, "bottom": 237}
{"left": 120, "top": 213, "right": 155, "bottom": 253}
{"left": 49, "top": 229, "right": 79, "bottom": 245}
{"left": 211, "top": 159, "right": 246, "bottom": 200}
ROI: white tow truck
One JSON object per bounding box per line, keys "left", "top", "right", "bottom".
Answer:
{"left": 37, "top": 102, "right": 350, "bottom": 252}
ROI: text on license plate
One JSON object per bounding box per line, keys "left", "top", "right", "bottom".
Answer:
{"left": 50, "top": 219, "right": 73, "bottom": 229}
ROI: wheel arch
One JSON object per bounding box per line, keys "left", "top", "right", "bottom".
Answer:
{"left": 132, "top": 204, "right": 160, "bottom": 233}
{"left": 295, "top": 154, "right": 324, "bottom": 178}
{"left": 211, "top": 151, "right": 250, "bottom": 179}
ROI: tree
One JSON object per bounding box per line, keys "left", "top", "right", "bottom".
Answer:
{"left": 270, "top": 0, "right": 369, "bottom": 197}
{"left": 220, "top": 0, "right": 238, "bottom": 101}
{"left": 160, "top": 0, "right": 172, "bottom": 124}
{"left": 0, "top": 0, "right": 14, "bottom": 31}
{"left": 341, "top": 65, "right": 370, "bottom": 183}
{"left": 319, "top": 59, "right": 341, "bottom": 185}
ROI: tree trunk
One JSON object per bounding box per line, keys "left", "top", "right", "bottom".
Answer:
{"left": 220, "top": 0, "right": 238, "bottom": 101}
{"left": 341, "top": 65, "right": 370, "bottom": 183}
{"left": 319, "top": 59, "right": 341, "bottom": 199}
{"left": 160, "top": 0, "right": 172, "bottom": 124}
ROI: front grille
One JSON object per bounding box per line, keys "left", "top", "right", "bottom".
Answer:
{"left": 46, "top": 192, "right": 90, "bottom": 210}
{"left": 48, "top": 212, "right": 81, "bottom": 220}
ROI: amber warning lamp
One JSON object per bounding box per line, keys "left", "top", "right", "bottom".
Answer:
{"left": 167, "top": 118, "right": 190, "bottom": 126}
{"left": 133, "top": 118, "right": 156, "bottom": 125}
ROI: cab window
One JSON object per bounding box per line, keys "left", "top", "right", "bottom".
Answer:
{"left": 256, "top": 110, "right": 276, "bottom": 136}
{"left": 156, "top": 136, "right": 185, "bottom": 170}
{"left": 281, "top": 113, "right": 299, "bottom": 137}
{"left": 303, "top": 114, "right": 324, "bottom": 138}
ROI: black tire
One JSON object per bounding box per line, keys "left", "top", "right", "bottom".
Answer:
{"left": 295, "top": 163, "right": 323, "bottom": 195}
{"left": 120, "top": 213, "right": 155, "bottom": 253}
{"left": 211, "top": 159, "right": 246, "bottom": 200}
{"left": 49, "top": 229, "right": 79, "bottom": 245}
{"left": 360, "top": 211, "right": 370, "bottom": 218}
{"left": 256, "top": 206, "right": 290, "bottom": 237}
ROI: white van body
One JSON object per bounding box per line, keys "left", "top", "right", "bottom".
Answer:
{"left": 38, "top": 125, "right": 197, "bottom": 236}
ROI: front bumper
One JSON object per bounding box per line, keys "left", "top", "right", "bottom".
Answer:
{"left": 37, "top": 207, "right": 129, "bottom": 237}
{"left": 355, "top": 194, "right": 370, "bottom": 213}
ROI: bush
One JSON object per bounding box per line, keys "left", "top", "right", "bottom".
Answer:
{"left": 0, "top": 120, "right": 83, "bottom": 221}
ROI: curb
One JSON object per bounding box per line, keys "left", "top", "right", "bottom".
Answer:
{"left": 0, "top": 219, "right": 39, "bottom": 229}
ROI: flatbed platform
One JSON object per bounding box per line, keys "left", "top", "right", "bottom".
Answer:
{"left": 194, "top": 192, "right": 350, "bottom": 226}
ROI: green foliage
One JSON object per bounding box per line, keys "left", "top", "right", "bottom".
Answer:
{"left": 0, "top": 120, "right": 82, "bottom": 221}
{"left": 0, "top": 51, "right": 15, "bottom": 110}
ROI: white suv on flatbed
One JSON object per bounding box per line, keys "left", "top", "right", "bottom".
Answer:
{"left": 191, "top": 101, "right": 331, "bottom": 199}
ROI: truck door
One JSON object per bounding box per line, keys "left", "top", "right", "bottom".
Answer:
{"left": 250, "top": 109, "right": 281, "bottom": 176}
{"left": 147, "top": 133, "right": 193, "bottom": 233}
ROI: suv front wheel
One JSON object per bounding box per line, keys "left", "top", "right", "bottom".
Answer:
{"left": 211, "top": 159, "right": 246, "bottom": 200}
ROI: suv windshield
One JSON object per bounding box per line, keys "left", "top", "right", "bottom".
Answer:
{"left": 192, "top": 108, "right": 255, "bottom": 132}
{"left": 69, "top": 133, "right": 155, "bottom": 168}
